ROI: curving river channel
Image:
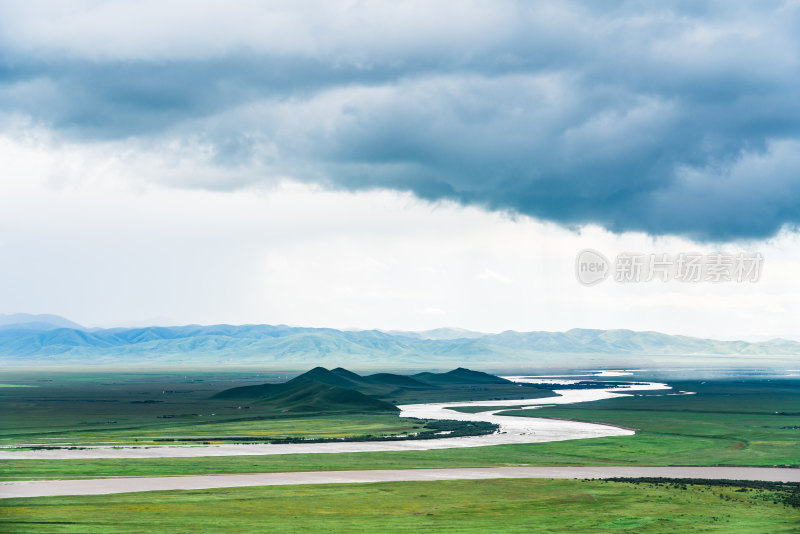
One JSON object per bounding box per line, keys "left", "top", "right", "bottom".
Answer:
{"left": 0, "top": 378, "right": 670, "bottom": 460}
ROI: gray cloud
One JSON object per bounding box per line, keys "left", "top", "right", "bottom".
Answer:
{"left": 1, "top": 0, "right": 799, "bottom": 240}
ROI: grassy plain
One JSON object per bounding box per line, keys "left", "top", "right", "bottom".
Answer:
{"left": 2, "top": 372, "right": 798, "bottom": 533}
{"left": 1, "top": 413, "right": 425, "bottom": 447}
{"left": 0, "top": 371, "right": 419, "bottom": 447}
{"left": 2, "top": 478, "right": 799, "bottom": 533}
{"left": 1, "top": 375, "right": 798, "bottom": 481}
{"left": 499, "top": 379, "right": 800, "bottom": 467}
{"left": 0, "top": 370, "right": 543, "bottom": 447}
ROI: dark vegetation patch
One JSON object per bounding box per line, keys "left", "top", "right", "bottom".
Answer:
{"left": 603, "top": 478, "right": 800, "bottom": 508}
{"left": 149, "top": 419, "right": 497, "bottom": 444}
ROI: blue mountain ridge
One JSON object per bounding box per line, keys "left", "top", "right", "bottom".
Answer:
{"left": 0, "top": 323, "right": 798, "bottom": 366}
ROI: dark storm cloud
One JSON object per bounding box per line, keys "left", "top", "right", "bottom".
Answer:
{"left": 1, "top": 0, "right": 799, "bottom": 241}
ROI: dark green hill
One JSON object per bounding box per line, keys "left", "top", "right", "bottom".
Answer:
{"left": 213, "top": 368, "right": 398, "bottom": 413}
{"left": 365, "top": 373, "right": 430, "bottom": 389}
{"left": 213, "top": 366, "right": 407, "bottom": 402}
{"left": 413, "top": 367, "right": 512, "bottom": 385}
{"left": 214, "top": 366, "right": 554, "bottom": 409}
{"left": 331, "top": 367, "right": 368, "bottom": 382}
{"left": 251, "top": 382, "right": 398, "bottom": 413}
{"left": 214, "top": 367, "right": 364, "bottom": 399}
{"left": 295, "top": 366, "right": 365, "bottom": 388}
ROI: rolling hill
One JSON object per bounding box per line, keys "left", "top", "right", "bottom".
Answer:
{"left": 412, "top": 368, "right": 512, "bottom": 385}
{"left": 214, "top": 367, "right": 553, "bottom": 405}
{"left": 213, "top": 367, "right": 400, "bottom": 413}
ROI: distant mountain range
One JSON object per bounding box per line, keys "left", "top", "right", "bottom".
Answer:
{"left": 0, "top": 314, "right": 798, "bottom": 368}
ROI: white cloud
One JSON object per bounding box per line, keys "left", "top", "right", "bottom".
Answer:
{"left": 1, "top": 131, "right": 800, "bottom": 340}
{"left": 1, "top": 2, "right": 799, "bottom": 339}
{"left": 2, "top": 2, "right": 799, "bottom": 240}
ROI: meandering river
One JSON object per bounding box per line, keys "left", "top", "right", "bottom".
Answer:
{"left": 0, "top": 379, "right": 670, "bottom": 460}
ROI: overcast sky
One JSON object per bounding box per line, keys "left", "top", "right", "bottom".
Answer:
{"left": 1, "top": 1, "right": 799, "bottom": 339}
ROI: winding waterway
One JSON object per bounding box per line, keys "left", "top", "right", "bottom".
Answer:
{"left": 0, "top": 378, "right": 670, "bottom": 460}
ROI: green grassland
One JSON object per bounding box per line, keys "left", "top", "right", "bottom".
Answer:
{"left": 1, "top": 373, "right": 798, "bottom": 533}
{"left": 0, "top": 370, "right": 290, "bottom": 446}
{"left": 496, "top": 379, "right": 800, "bottom": 467}
{"left": 0, "top": 372, "right": 406, "bottom": 447}
{"left": 0, "top": 368, "right": 549, "bottom": 448}
{"left": 2, "top": 478, "right": 799, "bottom": 533}
{"left": 3, "top": 413, "right": 435, "bottom": 447}
{"left": 3, "top": 377, "right": 798, "bottom": 481}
